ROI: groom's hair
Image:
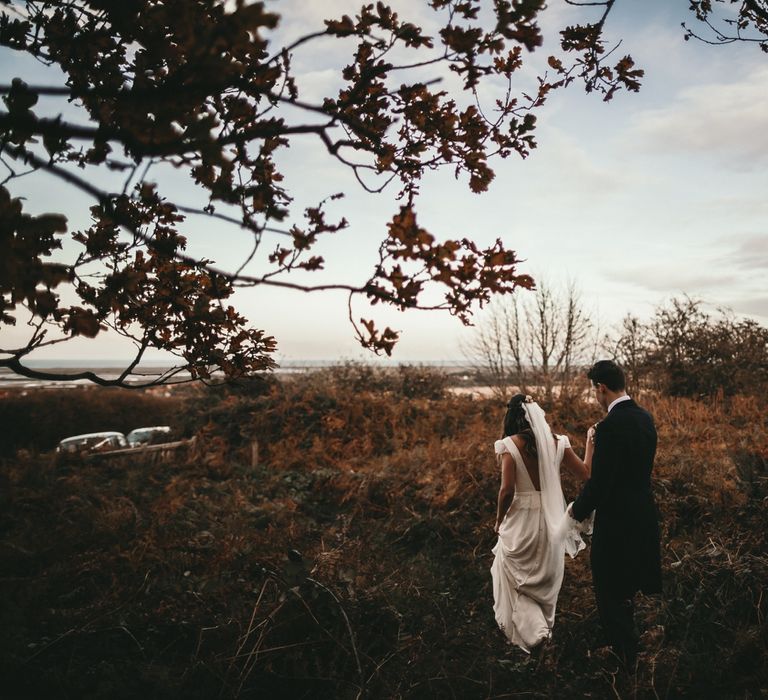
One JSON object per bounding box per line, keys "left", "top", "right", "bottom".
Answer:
{"left": 587, "top": 360, "right": 626, "bottom": 391}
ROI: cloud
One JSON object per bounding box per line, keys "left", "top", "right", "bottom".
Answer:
{"left": 272, "top": 0, "right": 440, "bottom": 46}
{"left": 290, "top": 67, "right": 344, "bottom": 104}
{"left": 605, "top": 265, "right": 737, "bottom": 294}
{"left": 726, "top": 234, "right": 768, "bottom": 270}
{"left": 625, "top": 65, "right": 768, "bottom": 169}
{"left": 699, "top": 194, "right": 768, "bottom": 222}
{"left": 728, "top": 296, "right": 768, "bottom": 320}
{"left": 523, "top": 125, "right": 635, "bottom": 199}
{"left": 603, "top": 232, "right": 767, "bottom": 311}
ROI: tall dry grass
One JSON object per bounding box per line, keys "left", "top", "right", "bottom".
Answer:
{"left": 0, "top": 366, "right": 766, "bottom": 698}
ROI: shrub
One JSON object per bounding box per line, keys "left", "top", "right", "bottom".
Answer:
{"left": 0, "top": 388, "right": 185, "bottom": 456}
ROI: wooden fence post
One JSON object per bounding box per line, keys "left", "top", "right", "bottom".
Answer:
{"left": 250, "top": 440, "right": 259, "bottom": 469}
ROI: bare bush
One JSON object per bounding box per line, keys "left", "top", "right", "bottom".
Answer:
{"left": 605, "top": 296, "right": 768, "bottom": 398}
{"left": 463, "top": 279, "right": 595, "bottom": 402}
{"left": 605, "top": 313, "right": 654, "bottom": 395}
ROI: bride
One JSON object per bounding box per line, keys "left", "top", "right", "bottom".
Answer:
{"left": 491, "top": 394, "right": 593, "bottom": 652}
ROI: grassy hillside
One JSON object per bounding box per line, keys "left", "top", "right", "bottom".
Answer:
{"left": 1, "top": 367, "right": 766, "bottom": 698}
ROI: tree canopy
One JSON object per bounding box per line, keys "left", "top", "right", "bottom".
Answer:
{"left": 1, "top": 0, "right": 765, "bottom": 386}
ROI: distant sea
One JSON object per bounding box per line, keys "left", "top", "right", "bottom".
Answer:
{"left": 1, "top": 358, "right": 472, "bottom": 390}
{"left": 23, "top": 359, "right": 177, "bottom": 368}
{"left": 21, "top": 358, "right": 468, "bottom": 368}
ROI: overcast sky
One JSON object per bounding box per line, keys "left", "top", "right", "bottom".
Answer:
{"left": 3, "top": 0, "right": 767, "bottom": 364}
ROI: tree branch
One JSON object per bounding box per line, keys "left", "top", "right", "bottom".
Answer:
{"left": 0, "top": 355, "right": 191, "bottom": 389}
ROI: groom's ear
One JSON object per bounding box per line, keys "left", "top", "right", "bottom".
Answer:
{"left": 593, "top": 382, "right": 606, "bottom": 397}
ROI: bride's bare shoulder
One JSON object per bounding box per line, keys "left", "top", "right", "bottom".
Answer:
{"left": 495, "top": 434, "right": 524, "bottom": 452}
{"left": 509, "top": 434, "right": 525, "bottom": 449}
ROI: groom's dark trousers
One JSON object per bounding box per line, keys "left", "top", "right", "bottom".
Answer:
{"left": 572, "top": 399, "right": 662, "bottom": 665}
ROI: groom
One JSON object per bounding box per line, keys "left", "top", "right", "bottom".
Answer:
{"left": 571, "top": 360, "right": 662, "bottom": 667}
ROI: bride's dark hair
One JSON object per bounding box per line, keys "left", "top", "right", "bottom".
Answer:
{"left": 502, "top": 394, "right": 537, "bottom": 458}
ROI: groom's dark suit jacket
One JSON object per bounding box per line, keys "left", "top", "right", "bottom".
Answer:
{"left": 572, "top": 399, "right": 662, "bottom": 597}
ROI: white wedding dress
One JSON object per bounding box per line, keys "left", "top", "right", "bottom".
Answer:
{"left": 491, "top": 428, "right": 589, "bottom": 652}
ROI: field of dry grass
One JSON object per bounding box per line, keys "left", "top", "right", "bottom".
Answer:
{"left": 0, "top": 366, "right": 766, "bottom": 698}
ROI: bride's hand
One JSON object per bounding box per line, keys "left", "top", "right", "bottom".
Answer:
{"left": 583, "top": 425, "right": 596, "bottom": 476}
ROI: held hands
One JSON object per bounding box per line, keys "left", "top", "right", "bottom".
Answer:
{"left": 583, "top": 423, "right": 596, "bottom": 474}
{"left": 585, "top": 425, "right": 597, "bottom": 455}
